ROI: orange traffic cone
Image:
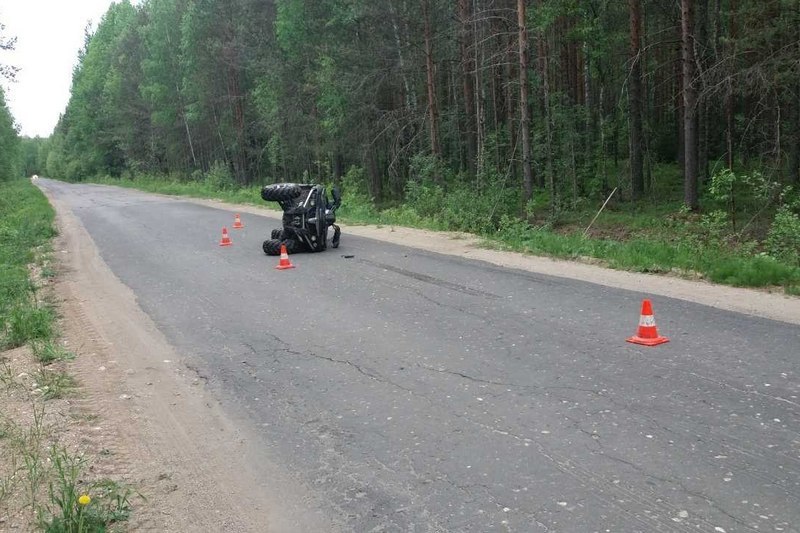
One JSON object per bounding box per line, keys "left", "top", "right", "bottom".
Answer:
{"left": 275, "top": 243, "right": 295, "bottom": 270}
{"left": 233, "top": 213, "right": 244, "bottom": 229}
{"left": 219, "top": 227, "right": 232, "bottom": 246}
{"left": 626, "top": 299, "right": 669, "bottom": 346}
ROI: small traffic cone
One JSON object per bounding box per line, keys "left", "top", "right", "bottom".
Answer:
{"left": 233, "top": 213, "right": 244, "bottom": 229}
{"left": 219, "top": 227, "right": 233, "bottom": 246}
{"left": 275, "top": 243, "right": 295, "bottom": 270}
{"left": 626, "top": 299, "right": 669, "bottom": 346}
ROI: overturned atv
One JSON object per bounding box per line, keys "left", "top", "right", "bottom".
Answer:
{"left": 260, "top": 183, "right": 341, "bottom": 255}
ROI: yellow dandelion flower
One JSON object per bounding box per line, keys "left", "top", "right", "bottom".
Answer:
{"left": 78, "top": 494, "right": 91, "bottom": 506}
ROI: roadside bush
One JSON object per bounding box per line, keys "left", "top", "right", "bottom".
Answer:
{"left": 337, "top": 166, "right": 378, "bottom": 222}
{"left": 766, "top": 206, "right": 800, "bottom": 266}
{"left": 204, "top": 161, "right": 236, "bottom": 191}
{"left": 404, "top": 180, "right": 446, "bottom": 220}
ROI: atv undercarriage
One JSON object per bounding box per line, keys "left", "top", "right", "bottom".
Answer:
{"left": 260, "top": 183, "right": 341, "bottom": 255}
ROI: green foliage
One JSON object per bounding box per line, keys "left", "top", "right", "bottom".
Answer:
{"left": 404, "top": 176, "right": 521, "bottom": 235}
{"left": 696, "top": 210, "right": 733, "bottom": 249}
{"left": 32, "top": 340, "right": 75, "bottom": 365}
{"left": 35, "top": 368, "right": 77, "bottom": 400}
{"left": 706, "top": 254, "right": 800, "bottom": 288}
{"left": 704, "top": 167, "right": 784, "bottom": 238}
{"left": 404, "top": 154, "right": 522, "bottom": 234}
{"left": 204, "top": 161, "right": 235, "bottom": 191}
{"left": 404, "top": 180, "right": 446, "bottom": 220}
{"left": 19, "top": 136, "right": 46, "bottom": 177}
{"left": 0, "top": 180, "right": 57, "bottom": 347}
{"left": 3, "top": 304, "right": 55, "bottom": 349}
{"left": 41, "top": 447, "right": 138, "bottom": 532}
{"left": 336, "top": 166, "right": 378, "bottom": 222}
{"left": 409, "top": 154, "right": 454, "bottom": 185}
{"left": 766, "top": 205, "right": 800, "bottom": 266}
{"left": 0, "top": 86, "right": 20, "bottom": 180}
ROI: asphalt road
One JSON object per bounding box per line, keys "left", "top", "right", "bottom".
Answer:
{"left": 41, "top": 180, "right": 800, "bottom": 532}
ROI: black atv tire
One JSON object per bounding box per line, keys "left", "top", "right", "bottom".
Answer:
{"left": 282, "top": 238, "right": 302, "bottom": 254}
{"left": 262, "top": 238, "right": 302, "bottom": 256}
{"left": 270, "top": 228, "right": 283, "bottom": 240}
{"left": 262, "top": 239, "right": 282, "bottom": 256}
{"left": 261, "top": 183, "right": 302, "bottom": 202}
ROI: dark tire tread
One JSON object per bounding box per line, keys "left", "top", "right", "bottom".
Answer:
{"left": 261, "top": 183, "right": 302, "bottom": 202}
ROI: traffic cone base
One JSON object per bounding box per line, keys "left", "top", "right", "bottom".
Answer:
{"left": 233, "top": 213, "right": 244, "bottom": 229}
{"left": 219, "top": 227, "right": 232, "bottom": 246}
{"left": 275, "top": 243, "right": 295, "bottom": 270}
{"left": 626, "top": 334, "right": 669, "bottom": 346}
{"left": 626, "top": 299, "right": 668, "bottom": 346}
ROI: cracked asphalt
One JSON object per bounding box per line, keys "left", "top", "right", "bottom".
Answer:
{"left": 43, "top": 180, "right": 800, "bottom": 532}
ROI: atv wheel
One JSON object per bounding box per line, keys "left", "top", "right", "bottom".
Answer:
{"left": 261, "top": 183, "right": 302, "bottom": 202}
{"left": 263, "top": 238, "right": 302, "bottom": 255}
{"left": 262, "top": 239, "right": 283, "bottom": 256}
{"left": 282, "top": 238, "right": 302, "bottom": 254}
{"left": 270, "top": 228, "right": 283, "bottom": 240}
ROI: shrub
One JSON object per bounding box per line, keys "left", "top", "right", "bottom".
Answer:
{"left": 204, "top": 161, "right": 235, "bottom": 191}
{"left": 766, "top": 206, "right": 800, "bottom": 266}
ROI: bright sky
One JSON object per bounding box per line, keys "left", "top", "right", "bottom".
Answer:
{"left": 0, "top": 0, "right": 118, "bottom": 138}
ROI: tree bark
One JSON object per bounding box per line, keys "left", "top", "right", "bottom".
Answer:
{"left": 725, "top": 0, "right": 735, "bottom": 170}
{"left": 458, "top": 0, "right": 477, "bottom": 175}
{"left": 681, "top": 0, "right": 699, "bottom": 210}
{"left": 696, "top": 0, "right": 709, "bottom": 185}
{"left": 422, "top": 0, "right": 441, "bottom": 160}
{"left": 628, "top": 0, "right": 645, "bottom": 199}
{"left": 675, "top": 25, "right": 685, "bottom": 169}
{"left": 536, "top": 0, "right": 555, "bottom": 212}
{"left": 790, "top": 1, "right": 800, "bottom": 184}
{"left": 518, "top": 0, "right": 533, "bottom": 202}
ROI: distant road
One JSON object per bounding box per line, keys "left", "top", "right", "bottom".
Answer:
{"left": 41, "top": 179, "right": 800, "bottom": 532}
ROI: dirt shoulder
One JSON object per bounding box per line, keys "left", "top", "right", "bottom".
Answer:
{"left": 4, "top": 187, "right": 797, "bottom": 531}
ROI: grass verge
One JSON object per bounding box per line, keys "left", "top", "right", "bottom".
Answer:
{"left": 1, "top": 178, "right": 139, "bottom": 531}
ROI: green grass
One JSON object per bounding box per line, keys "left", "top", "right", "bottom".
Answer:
{"left": 35, "top": 368, "right": 78, "bottom": 400}
{"left": 1, "top": 179, "right": 58, "bottom": 347}
{"left": 0, "top": 178, "right": 140, "bottom": 532}
{"left": 32, "top": 340, "right": 76, "bottom": 365}
{"left": 40, "top": 447, "right": 139, "bottom": 533}
{"left": 4, "top": 304, "right": 56, "bottom": 348}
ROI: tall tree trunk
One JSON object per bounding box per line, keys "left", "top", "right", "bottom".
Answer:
{"left": 391, "top": 4, "right": 415, "bottom": 114}
{"left": 458, "top": 0, "right": 477, "bottom": 175}
{"left": 792, "top": 14, "right": 800, "bottom": 184}
{"left": 628, "top": 0, "right": 645, "bottom": 199}
{"left": 518, "top": 0, "right": 533, "bottom": 202}
{"left": 474, "top": 1, "right": 486, "bottom": 182}
{"left": 725, "top": 0, "right": 737, "bottom": 170}
{"left": 179, "top": 84, "right": 198, "bottom": 168}
{"left": 696, "top": 0, "right": 709, "bottom": 185}
{"left": 536, "top": 0, "right": 555, "bottom": 213}
{"left": 682, "top": 0, "right": 699, "bottom": 210}
{"left": 422, "top": 0, "right": 441, "bottom": 160}
{"left": 366, "top": 147, "right": 382, "bottom": 201}
{"left": 676, "top": 27, "right": 685, "bottom": 169}
{"left": 505, "top": 28, "right": 517, "bottom": 183}
{"left": 584, "top": 42, "right": 596, "bottom": 177}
